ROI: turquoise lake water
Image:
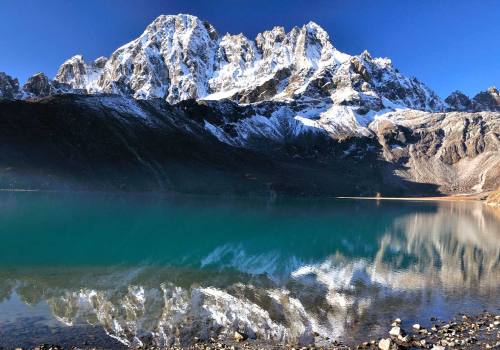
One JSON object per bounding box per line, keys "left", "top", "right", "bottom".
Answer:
{"left": 0, "top": 192, "right": 498, "bottom": 348}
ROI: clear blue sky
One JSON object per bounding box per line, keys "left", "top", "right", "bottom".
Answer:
{"left": 1, "top": 0, "right": 498, "bottom": 97}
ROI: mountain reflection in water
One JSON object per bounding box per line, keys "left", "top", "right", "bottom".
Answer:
{"left": 0, "top": 193, "right": 498, "bottom": 348}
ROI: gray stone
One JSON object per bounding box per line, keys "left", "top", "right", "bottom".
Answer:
{"left": 378, "top": 338, "right": 391, "bottom": 350}
{"left": 233, "top": 331, "right": 247, "bottom": 342}
{"left": 389, "top": 326, "right": 401, "bottom": 337}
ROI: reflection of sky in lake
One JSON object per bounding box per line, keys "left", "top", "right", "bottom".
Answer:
{"left": 0, "top": 192, "right": 498, "bottom": 347}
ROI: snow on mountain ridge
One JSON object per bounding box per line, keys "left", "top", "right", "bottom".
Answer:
{"left": 55, "top": 55, "right": 107, "bottom": 92}
{"left": 3, "top": 14, "right": 497, "bottom": 150}
{"left": 95, "top": 14, "right": 218, "bottom": 101}
{"left": 52, "top": 14, "right": 443, "bottom": 112}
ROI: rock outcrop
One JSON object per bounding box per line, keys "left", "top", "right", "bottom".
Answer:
{"left": 0, "top": 72, "right": 20, "bottom": 99}
{"left": 472, "top": 86, "right": 500, "bottom": 112}
{"left": 445, "top": 87, "right": 500, "bottom": 112}
{"left": 55, "top": 55, "right": 107, "bottom": 93}
{"left": 370, "top": 110, "right": 500, "bottom": 194}
{"left": 445, "top": 91, "right": 473, "bottom": 111}
{"left": 485, "top": 187, "right": 500, "bottom": 207}
{"left": 22, "top": 72, "right": 75, "bottom": 99}
{"left": 22, "top": 73, "right": 52, "bottom": 97}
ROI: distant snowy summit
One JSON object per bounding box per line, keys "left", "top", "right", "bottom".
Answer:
{"left": 0, "top": 14, "right": 498, "bottom": 112}
{"left": 445, "top": 87, "right": 500, "bottom": 112}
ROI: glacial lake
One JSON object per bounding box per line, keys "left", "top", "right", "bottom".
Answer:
{"left": 0, "top": 192, "right": 498, "bottom": 348}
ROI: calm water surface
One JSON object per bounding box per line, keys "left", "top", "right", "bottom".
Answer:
{"left": 0, "top": 192, "right": 498, "bottom": 348}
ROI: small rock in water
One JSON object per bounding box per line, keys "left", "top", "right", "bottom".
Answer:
{"left": 234, "top": 331, "right": 248, "bottom": 342}
{"left": 389, "top": 326, "right": 401, "bottom": 337}
{"left": 378, "top": 338, "right": 391, "bottom": 350}
{"left": 397, "top": 334, "right": 410, "bottom": 343}
{"left": 394, "top": 318, "right": 402, "bottom": 324}
{"left": 432, "top": 345, "right": 446, "bottom": 350}
{"left": 413, "top": 323, "right": 421, "bottom": 330}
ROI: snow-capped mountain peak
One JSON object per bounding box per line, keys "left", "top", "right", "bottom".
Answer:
{"left": 95, "top": 14, "right": 218, "bottom": 102}
{"left": 49, "top": 14, "right": 446, "bottom": 111}
{"left": 55, "top": 55, "right": 107, "bottom": 93}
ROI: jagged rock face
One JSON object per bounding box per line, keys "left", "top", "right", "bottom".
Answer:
{"left": 207, "top": 22, "right": 350, "bottom": 104}
{"left": 472, "top": 86, "right": 500, "bottom": 112}
{"left": 48, "top": 14, "right": 445, "bottom": 111}
{"left": 22, "top": 73, "right": 52, "bottom": 97}
{"left": 55, "top": 55, "right": 107, "bottom": 92}
{"left": 334, "top": 52, "right": 444, "bottom": 111}
{"left": 0, "top": 72, "right": 20, "bottom": 99}
{"left": 22, "top": 73, "right": 74, "bottom": 99}
{"left": 445, "top": 91, "right": 473, "bottom": 111}
{"left": 93, "top": 56, "right": 108, "bottom": 69}
{"left": 192, "top": 97, "right": 500, "bottom": 194}
{"left": 94, "top": 14, "right": 218, "bottom": 102}
{"left": 445, "top": 87, "right": 500, "bottom": 112}
{"left": 185, "top": 98, "right": 376, "bottom": 153}
{"left": 370, "top": 110, "right": 500, "bottom": 193}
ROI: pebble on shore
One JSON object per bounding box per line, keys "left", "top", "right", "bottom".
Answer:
{"left": 11, "top": 311, "right": 500, "bottom": 350}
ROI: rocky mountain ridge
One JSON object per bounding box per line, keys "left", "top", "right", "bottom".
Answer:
{"left": 0, "top": 14, "right": 497, "bottom": 113}
{"left": 445, "top": 87, "right": 500, "bottom": 112}
{"left": 50, "top": 14, "right": 444, "bottom": 111}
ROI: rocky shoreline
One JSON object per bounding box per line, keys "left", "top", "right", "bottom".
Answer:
{"left": 486, "top": 188, "right": 500, "bottom": 208}
{"left": 5, "top": 311, "right": 500, "bottom": 350}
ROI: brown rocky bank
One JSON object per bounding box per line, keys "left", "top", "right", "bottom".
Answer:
{"left": 485, "top": 187, "right": 500, "bottom": 207}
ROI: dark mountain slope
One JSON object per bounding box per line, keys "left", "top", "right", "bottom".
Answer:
{"left": 0, "top": 95, "right": 437, "bottom": 196}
